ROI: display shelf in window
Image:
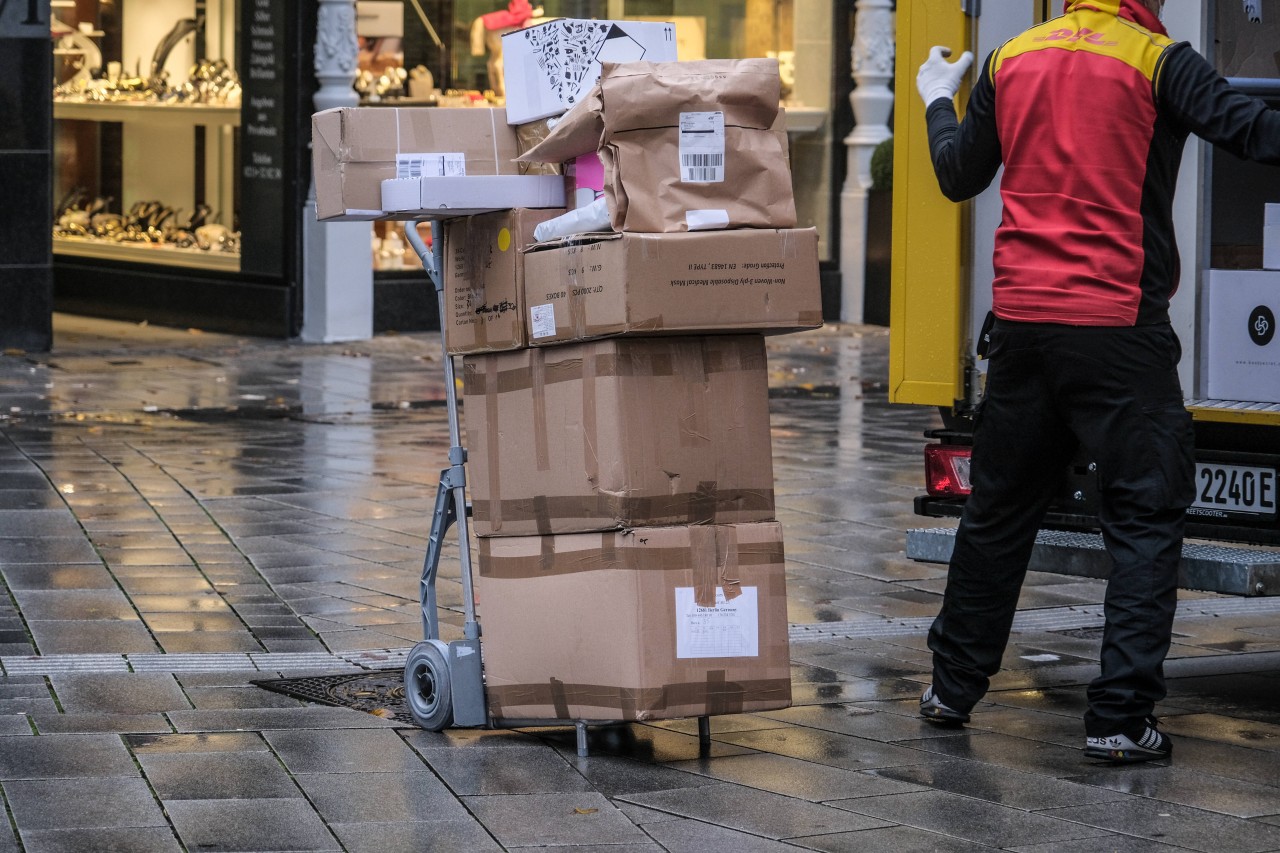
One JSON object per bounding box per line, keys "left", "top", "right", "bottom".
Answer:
{"left": 53, "top": 101, "right": 241, "bottom": 127}
{"left": 53, "top": 235, "right": 241, "bottom": 272}
{"left": 51, "top": 1, "right": 241, "bottom": 274}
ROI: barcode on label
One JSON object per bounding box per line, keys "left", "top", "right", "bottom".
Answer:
{"left": 681, "top": 153, "right": 724, "bottom": 183}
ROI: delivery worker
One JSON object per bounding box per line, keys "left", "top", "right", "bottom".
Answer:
{"left": 913, "top": 0, "right": 1280, "bottom": 763}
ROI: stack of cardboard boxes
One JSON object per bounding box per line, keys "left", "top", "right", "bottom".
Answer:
{"left": 311, "top": 30, "right": 822, "bottom": 725}
{"left": 455, "top": 51, "right": 821, "bottom": 724}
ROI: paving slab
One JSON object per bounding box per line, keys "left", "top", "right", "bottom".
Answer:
{"left": 327, "top": 820, "right": 503, "bottom": 853}
{"left": 15, "top": 826, "right": 183, "bottom": 853}
{"left": 139, "top": 751, "right": 303, "bottom": 800}
{"left": 462, "top": 792, "right": 652, "bottom": 848}
{"left": 49, "top": 673, "right": 191, "bottom": 714}
{"left": 294, "top": 771, "right": 471, "bottom": 823}
{"left": 3, "top": 777, "right": 166, "bottom": 830}
{"left": 623, "top": 783, "right": 894, "bottom": 839}
{"left": 164, "top": 798, "right": 341, "bottom": 852}
{"left": 0, "top": 733, "right": 138, "bottom": 779}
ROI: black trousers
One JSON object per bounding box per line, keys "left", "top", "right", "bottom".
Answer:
{"left": 927, "top": 320, "right": 1195, "bottom": 737}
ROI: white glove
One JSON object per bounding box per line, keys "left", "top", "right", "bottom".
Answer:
{"left": 916, "top": 45, "right": 974, "bottom": 107}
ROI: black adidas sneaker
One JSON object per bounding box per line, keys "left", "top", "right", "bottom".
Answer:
{"left": 1085, "top": 717, "right": 1172, "bottom": 763}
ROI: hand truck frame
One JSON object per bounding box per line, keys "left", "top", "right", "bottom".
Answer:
{"left": 401, "top": 217, "right": 716, "bottom": 758}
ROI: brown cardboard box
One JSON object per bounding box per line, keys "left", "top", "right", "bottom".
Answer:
{"left": 522, "top": 228, "right": 823, "bottom": 345}
{"left": 463, "top": 336, "right": 775, "bottom": 536}
{"left": 312, "top": 107, "right": 522, "bottom": 221}
{"left": 476, "top": 522, "right": 792, "bottom": 722}
{"left": 443, "top": 208, "right": 566, "bottom": 354}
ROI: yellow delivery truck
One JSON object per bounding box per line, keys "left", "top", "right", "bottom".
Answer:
{"left": 891, "top": 0, "right": 1280, "bottom": 594}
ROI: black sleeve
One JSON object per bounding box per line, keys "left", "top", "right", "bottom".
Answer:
{"left": 1156, "top": 42, "right": 1280, "bottom": 165}
{"left": 925, "top": 50, "right": 1003, "bottom": 202}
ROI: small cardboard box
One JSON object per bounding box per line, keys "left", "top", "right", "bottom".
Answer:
{"left": 463, "top": 335, "right": 775, "bottom": 536}
{"left": 1205, "top": 269, "right": 1280, "bottom": 403}
{"left": 476, "top": 522, "right": 792, "bottom": 722}
{"left": 312, "top": 107, "right": 521, "bottom": 221}
{"left": 500, "top": 18, "right": 678, "bottom": 124}
{"left": 442, "top": 208, "right": 566, "bottom": 354}
{"left": 522, "top": 228, "right": 823, "bottom": 345}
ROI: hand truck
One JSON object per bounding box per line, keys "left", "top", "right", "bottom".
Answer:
{"left": 400, "top": 217, "right": 716, "bottom": 758}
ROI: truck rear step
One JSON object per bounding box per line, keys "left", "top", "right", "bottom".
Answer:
{"left": 906, "top": 527, "right": 1280, "bottom": 596}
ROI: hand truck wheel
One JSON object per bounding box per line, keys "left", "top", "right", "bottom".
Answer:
{"left": 404, "top": 640, "right": 455, "bottom": 731}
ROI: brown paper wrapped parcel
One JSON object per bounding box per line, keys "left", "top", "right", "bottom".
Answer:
{"left": 517, "top": 58, "right": 797, "bottom": 233}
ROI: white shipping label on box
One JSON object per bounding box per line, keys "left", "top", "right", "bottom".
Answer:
{"left": 675, "top": 586, "right": 759, "bottom": 659}
{"left": 679, "top": 112, "right": 725, "bottom": 183}
{"left": 396, "top": 153, "right": 467, "bottom": 179}
{"left": 529, "top": 303, "right": 556, "bottom": 339}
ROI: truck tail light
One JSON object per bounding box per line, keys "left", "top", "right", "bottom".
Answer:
{"left": 925, "top": 444, "right": 973, "bottom": 497}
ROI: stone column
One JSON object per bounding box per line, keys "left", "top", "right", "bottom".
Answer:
{"left": 839, "top": 0, "right": 894, "bottom": 324}
{"left": 301, "top": 0, "right": 374, "bottom": 343}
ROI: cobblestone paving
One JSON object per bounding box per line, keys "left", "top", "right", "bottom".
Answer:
{"left": 0, "top": 315, "right": 1277, "bottom": 852}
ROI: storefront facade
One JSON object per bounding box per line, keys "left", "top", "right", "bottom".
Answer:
{"left": 4, "top": 0, "right": 867, "bottom": 348}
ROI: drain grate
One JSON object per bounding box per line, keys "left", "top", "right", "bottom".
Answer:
{"left": 254, "top": 670, "right": 415, "bottom": 725}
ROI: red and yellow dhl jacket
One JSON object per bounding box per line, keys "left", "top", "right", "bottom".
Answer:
{"left": 926, "top": 0, "right": 1280, "bottom": 327}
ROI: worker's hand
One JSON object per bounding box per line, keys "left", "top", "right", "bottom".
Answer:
{"left": 916, "top": 45, "right": 974, "bottom": 108}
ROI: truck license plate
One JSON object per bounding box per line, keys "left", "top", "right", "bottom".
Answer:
{"left": 1192, "top": 463, "right": 1278, "bottom": 519}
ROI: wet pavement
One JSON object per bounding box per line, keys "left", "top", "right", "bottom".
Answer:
{"left": 1, "top": 314, "right": 1278, "bottom": 853}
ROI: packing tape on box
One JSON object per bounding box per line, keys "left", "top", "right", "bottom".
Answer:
{"left": 467, "top": 348, "right": 708, "bottom": 394}
{"left": 531, "top": 347, "right": 551, "bottom": 472}
{"left": 486, "top": 676, "right": 792, "bottom": 720}
{"left": 720, "top": 525, "right": 742, "bottom": 600}
{"left": 484, "top": 357, "right": 505, "bottom": 532}
{"left": 582, "top": 345, "right": 600, "bottom": 486}
{"left": 476, "top": 533, "right": 783, "bottom": 579}
{"left": 533, "top": 495, "right": 552, "bottom": 536}
{"left": 691, "top": 525, "right": 718, "bottom": 607}
{"left": 471, "top": 487, "right": 776, "bottom": 534}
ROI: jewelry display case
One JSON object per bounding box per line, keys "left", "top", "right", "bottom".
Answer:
{"left": 52, "top": 0, "right": 242, "bottom": 273}
{"left": 50, "top": 0, "right": 309, "bottom": 338}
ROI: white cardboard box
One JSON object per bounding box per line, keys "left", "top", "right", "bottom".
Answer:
{"left": 1206, "top": 269, "right": 1280, "bottom": 403}
{"left": 500, "top": 19, "right": 677, "bottom": 124}
{"left": 381, "top": 175, "right": 566, "bottom": 218}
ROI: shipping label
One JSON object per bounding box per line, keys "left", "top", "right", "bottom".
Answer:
{"left": 679, "top": 112, "right": 726, "bottom": 183}
{"left": 396, "top": 153, "right": 467, "bottom": 179}
{"left": 675, "top": 586, "right": 759, "bottom": 659}
{"left": 529, "top": 303, "right": 556, "bottom": 339}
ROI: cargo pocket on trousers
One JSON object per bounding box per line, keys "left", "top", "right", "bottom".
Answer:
{"left": 1141, "top": 402, "right": 1196, "bottom": 509}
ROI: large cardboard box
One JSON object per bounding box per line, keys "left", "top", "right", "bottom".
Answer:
{"left": 463, "top": 335, "right": 775, "bottom": 536}
{"left": 476, "top": 522, "right": 792, "bottom": 722}
{"left": 442, "top": 208, "right": 566, "bottom": 354}
{"left": 1205, "top": 269, "right": 1280, "bottom": 403}
{"left": 522, "top": 229, "right": 823, "bottom": 345}
{"left": 500, "top": 18, "right": 678, "bottom": 124}
{"left": 312, "top": 107, "right": 521, "bottom": 221}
